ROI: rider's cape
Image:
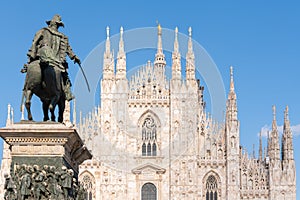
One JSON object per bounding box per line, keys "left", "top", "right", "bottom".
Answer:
{"left": 27, "top": 27, "right": 76, "bottom": 72}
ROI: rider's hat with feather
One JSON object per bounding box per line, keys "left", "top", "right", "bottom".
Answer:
{"left": 46, "top": 14, "right": 64, "bottom": 27}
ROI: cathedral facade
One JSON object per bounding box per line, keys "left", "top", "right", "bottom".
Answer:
{"left": 0, "top": 25, "right": 296, "bottom": 200}
{"left": 77, "top": 26, "right": 296, "bottom": 200}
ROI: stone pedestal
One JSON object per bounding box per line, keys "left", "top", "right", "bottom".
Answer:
{"left": 0, "top": 121, "right": 92, "bottom": 176}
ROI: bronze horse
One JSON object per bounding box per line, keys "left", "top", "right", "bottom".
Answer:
{"left": 22, "top": 60, "right": 65, "bottom": 122}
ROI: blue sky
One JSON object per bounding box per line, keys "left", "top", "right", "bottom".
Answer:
{"left": 0, "top": 0, "right": 300, "bottom": 196}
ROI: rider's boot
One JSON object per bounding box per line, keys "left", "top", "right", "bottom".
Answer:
{"left": 64, "top": 82, "right": 75, "bottom": 101}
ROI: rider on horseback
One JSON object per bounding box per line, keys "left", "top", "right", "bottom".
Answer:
{"left": 21, "top": 14, "right": 80, "bottom": 101}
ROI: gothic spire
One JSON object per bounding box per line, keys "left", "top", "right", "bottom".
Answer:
{"left": 154, "top": 23, "right": 166, "bottom": 79}
{"left": 270, "top": 105, "right": 280, "bottom": 160}
{"left": 259, "top": 130, "right": 263, "bottom": 161}
{"left": 284, "top": 106, "right": 291, "bottom": 133}
{"left": 174, "top": 27, "right": 179, "bottom": 53}
{"left": 188, "top": 27, "right": 193, "bottom": 54}
{"left": 282, "top": 106, "right": 294, "bottom": 161}
{"left": 116, "top": 26, "right": 127, "bottom": 80}
{"left": 172, "top": 27, "right": 181, "bottom": 80}
{"left": 103, "top": 26, "right": 115, "bottom": 80}
{"left": 105, "top": 26, "right": 111, "bottom": 54}
{"left": 119, "top": 27, "right": 124, "bottom": 54}
{"left": 225, "top": 66, "right": 239, "bottom": 159}
{"left": 272, "top": 105, "right": 277, "bottom": 131}
{"left": 226, "top": 66, "right": 237, "bottom": 122}
{"left": 224, "top": 67, "right": 240, "bottom": 199}
{"left": 228, "top": 66, "right": 237, "bottom": 99}
{"left": 186, "top": 27, "right": 196, "bottom": 83}
{"left": 230, "top": 66, "right": 235, "bottom": 92}
{"left": 157, "top": 23, "right": 163, "bottom": 54}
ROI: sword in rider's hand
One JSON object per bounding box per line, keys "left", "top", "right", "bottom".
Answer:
{"left": 76, "top": 62, "right": 90, "bottom": 92}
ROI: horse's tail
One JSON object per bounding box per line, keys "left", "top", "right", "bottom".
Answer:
{"left": 20, "top": 90, "right": 25, "bottom": 112}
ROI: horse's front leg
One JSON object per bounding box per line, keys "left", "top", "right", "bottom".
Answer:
{"left": 50, "top": 105, "right": 56, "bottom": 122}
{"left": 24, "top": 90, "right": 33, "bottom": 120}
{"left": 58, "top": 98, "right": 65, "bottom": 123}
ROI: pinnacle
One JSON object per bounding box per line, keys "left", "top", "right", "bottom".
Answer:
{"left": 230, "top": 66, "right": 235, "bottom": 92}
{"left": 106, "top": 26, "right": 110, "bottom": 39}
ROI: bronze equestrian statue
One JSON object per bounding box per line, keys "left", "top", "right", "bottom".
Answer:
{"left": 21, "top": 14, "right": 81, "bottom": 122}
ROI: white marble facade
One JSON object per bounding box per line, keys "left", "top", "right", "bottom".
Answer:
{"left": 77, "top": 26, "right": 296, "bottom": 200}
{"left": 1, "top": 26, "right": 296, "bottom": 200}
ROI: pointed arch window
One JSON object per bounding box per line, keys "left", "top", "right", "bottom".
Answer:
{"left": 81, "top": 173, "right": 94, "bottom": 200}
{"left": 152, "top": 143, "right": 157, "bottom": 156}
{"left": 142, "top": 143, "right": 146, "bottom": 156}
{"left": 147, "top": 143, "right": 151, "bottom": 156}
{"left": 141, "top": 183, "right": 157, "bottom": 200}
{"left": 205, "top": 175, "right": 218, "bottom": 200}
{"left": 142, "top": 116, "right": 158, "bottom": 156}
